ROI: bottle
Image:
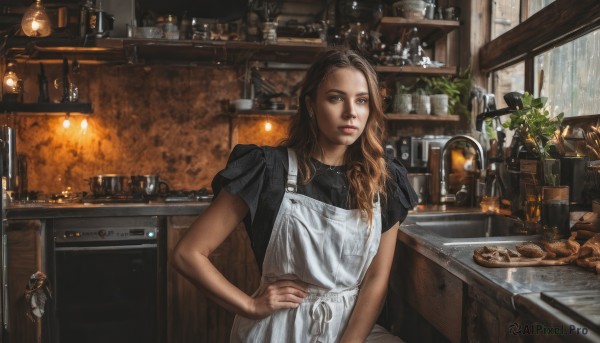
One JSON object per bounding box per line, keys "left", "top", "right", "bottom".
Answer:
{"left": 37, "top": 63, "right": 49, "bottom": 103}
{"left": 408, "top": 27, "right": 423, "bottom": 65}
{"left": 506, "top": 129, "right": 523, "bottom": 217}
{"left": 79, "top": 0, "right": 95, "bottom": 38}
{"left": 481, "top": 166, "right": 501, "bottom": 213}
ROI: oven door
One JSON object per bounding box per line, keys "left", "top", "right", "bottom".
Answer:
{"left": 52, "top": 216, "right": 162, "bottom": 343}
{"left": 55, "top": 244, "right": 158, "bottom": 343}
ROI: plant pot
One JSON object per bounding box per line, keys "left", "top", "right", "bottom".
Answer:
{"left": 393, "top": 93, "right": 412, "bottom": 114}
{"left": 412, "top": 94, "right": 430, "bottom": 114}
{"left": 393, "top": 0, "right": 426, "bottom": 19}
{"left": 430, "top": 94, "right": 449, "bottom": 115}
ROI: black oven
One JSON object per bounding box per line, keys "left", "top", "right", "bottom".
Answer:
{"left": 51, "top": 216, "right": 165, "bottom": 343}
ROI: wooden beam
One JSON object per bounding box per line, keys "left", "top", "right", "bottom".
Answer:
{"left": 479, "top": 0, "right": 600, "bottom": 72}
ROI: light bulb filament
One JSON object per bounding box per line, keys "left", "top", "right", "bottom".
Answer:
{"left": 31, "top": 20, "right": 40, "bottom": 31}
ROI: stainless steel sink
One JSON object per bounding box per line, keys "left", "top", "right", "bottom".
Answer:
{"left": 401, "top": 211, "right": 539, "bottom": 245}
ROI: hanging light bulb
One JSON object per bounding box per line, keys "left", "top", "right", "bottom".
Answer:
{"left": 3, "top": 62, "right": 18, "bottom": 94}
{"left": 21, "top": 0, "right": 52, "bottom": 37}
{"left": 63, "top": 114, "right": 71, "bottom": 128}
{"left": 264, "top": 120, "right": 272, "bottom": 132}
{"left": 80, "top": 117, "right": 88, "bottom": 130}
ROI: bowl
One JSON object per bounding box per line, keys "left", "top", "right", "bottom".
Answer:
{"left": 232, "top": 99, "right": 253, "bottom": 111}
{"left": 135, "top": 27, "right": 163, "bottom": 39}
{"left": 393, "top": 0, "right": 426, "bottom": 19}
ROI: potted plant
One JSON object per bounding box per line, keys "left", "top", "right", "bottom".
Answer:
{"left": 423, "top": 77, "right": 453, "bottom": 115}
{"left": 418, "top": 67, "right": 473, "bottom": 118}
{"left": 393, "top": 82, "right": 413, "bottom": 114}
{"left": 502, "top": 92, "right": 564, "bottom": 185}
{"left": 411, "top": 80, "right": 431, "bottom": 115}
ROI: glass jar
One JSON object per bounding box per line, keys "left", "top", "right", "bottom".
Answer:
{"left": 261, "top": 21, "right": 277, "bottom": 43}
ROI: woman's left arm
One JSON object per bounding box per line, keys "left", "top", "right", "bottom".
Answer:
{"left": 340, "top": 222, "right": 400, "bottom": 343}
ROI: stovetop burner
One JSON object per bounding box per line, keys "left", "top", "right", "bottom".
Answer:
{"left": 163, "top": 189, "right": 213, "bottom": 202}
{"left": 17, "top": 188, "right": 214, "bottom": 205}
{"left": 82, "top": 194, "right": 148, "bottom": 204}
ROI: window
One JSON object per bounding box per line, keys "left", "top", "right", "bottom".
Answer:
{"left": 492, "top": 62, "right": 524, "bottom": 110}
{"left": 534, "top": 29, "right": 600, "bottom": 117}
{"left": 527, "top": 0, "right": 556, "bottom": 17}
{"left": 492, "top": 0, "right": 520, "bottom": 39}
{"left": 481, "top": 0, "right": 600, "bottom": 117}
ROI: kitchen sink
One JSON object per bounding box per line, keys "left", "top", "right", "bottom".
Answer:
{"left": 402, "top": 211, "right": 538, "bottom": 244}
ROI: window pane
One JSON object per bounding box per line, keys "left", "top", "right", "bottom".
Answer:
{"left": 492, "top": 0, "right": 521, "bottom": 39}
{"left": 535, "top": 29, "right": 600, "bottom": 117}
{"left": 493, "top": 62, "right": 525, "bottom": 109}
{"left": 528, "top": 0, "right": 556, "bottom": 18}
{"left": 491, "top": 63, "right": 525, "bottom": 150}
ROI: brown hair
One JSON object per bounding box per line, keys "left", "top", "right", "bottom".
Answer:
{"left": 281, "top": 49, "right": 388, "bottom": 223}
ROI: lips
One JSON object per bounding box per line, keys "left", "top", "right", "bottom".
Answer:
{"left": 339, "top": 125, "right": 358, "bottom": 134}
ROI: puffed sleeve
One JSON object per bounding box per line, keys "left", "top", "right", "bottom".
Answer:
{"left": 211, "top": 144, "right": 267, "bottom": 224}
{"left": 382, "top": 158, "right": 419, "bottom": 232}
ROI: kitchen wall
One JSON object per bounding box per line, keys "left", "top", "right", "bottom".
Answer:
{"left": 12, "top": 63, "right": 304, "bottom": 195}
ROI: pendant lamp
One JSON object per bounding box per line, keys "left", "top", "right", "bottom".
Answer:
{"left": 21, "top": 0, "right": 52, "bottom": 37}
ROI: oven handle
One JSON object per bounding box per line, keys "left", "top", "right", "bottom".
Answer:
{"left": 55, "top": 243, "right": 157, "bottom": 251}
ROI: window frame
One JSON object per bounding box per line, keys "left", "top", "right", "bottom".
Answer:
{"left": 479, "top": 0, "right": 600, "bottom": 93}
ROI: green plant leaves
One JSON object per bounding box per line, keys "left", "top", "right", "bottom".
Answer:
{"left": 502, "top": 92, "right": 564, "bottom": 160}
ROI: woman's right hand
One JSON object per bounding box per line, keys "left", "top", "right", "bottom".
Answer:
{"left": 247, "top": 280, "right": 309, "bottom": 319}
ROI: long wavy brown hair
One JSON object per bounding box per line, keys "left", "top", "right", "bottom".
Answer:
{"left": 281, "top": 49, "right": 389, "bottom": 224}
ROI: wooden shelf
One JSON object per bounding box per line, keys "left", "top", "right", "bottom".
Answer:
{"left": 9, "top": 38, "right": 328, "bottom": 66}
{"left": 0, "top": 102, "right": 93, "bottom": 114}
{"left": 375, "top": 65, "right": 457, "bottom": 75}
{"left": 385, "top": 113, "right": 460, "bottom": 121}
{"left": 378, "top": 17, "right": 460, "bottom": 45}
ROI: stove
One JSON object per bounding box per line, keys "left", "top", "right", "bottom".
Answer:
{"left": 162, "top": 189, "right": 214, "bottom": 203}
{"left": 16, "top": 189, "right": 214, "bottom": 205}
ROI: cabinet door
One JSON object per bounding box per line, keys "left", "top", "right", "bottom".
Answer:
{"left": 166, "top": 216, "right": 260, "bottom": 343}
{"left": 7, "top": 220, "right": 43, "bottom": 343}
{"left": 389, "top": 240, "right": 464, "bottom": 343}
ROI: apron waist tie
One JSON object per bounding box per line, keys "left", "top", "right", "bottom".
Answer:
{"left": 306, "top": 287, "right": 359, "bottom": 343}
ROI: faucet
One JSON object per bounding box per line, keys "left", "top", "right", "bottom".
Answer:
{"left": 440, "top": 135, "right": 486, "bottom": 205}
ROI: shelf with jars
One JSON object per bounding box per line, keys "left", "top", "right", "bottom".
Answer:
{"left": 378, "top": 17, "right": 460, "bottom": 47}
{"left": 4, "top": 37, "right": 329, "bottom": 66}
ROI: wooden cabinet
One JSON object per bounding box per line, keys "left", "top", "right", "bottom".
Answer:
{"left": 388, "top": 240, "right": 464, "bottom": 343}
{"left": 6, "top": 220, "right": 43, "bottom": 343}
{"left": 166, "top": 216, "right": 260, "bottom": 343}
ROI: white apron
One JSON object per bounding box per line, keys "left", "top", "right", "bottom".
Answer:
{"left": 231, "top": 149, "right": 382, "bottom": 343}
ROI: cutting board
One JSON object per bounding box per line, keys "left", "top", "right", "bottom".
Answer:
{"left": 541, "top": 290, "right": 600, "bottom": 332}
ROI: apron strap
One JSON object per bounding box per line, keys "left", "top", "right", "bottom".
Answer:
{"left": 286, "top": 148, "right": 298, "bottom": 193}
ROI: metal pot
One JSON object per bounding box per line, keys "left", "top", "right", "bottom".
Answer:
{"left": 131, "top": 174, "right": 169, "bottom": 196}
{"left": 89, "top": 174, "right": 130, "bottom": 196}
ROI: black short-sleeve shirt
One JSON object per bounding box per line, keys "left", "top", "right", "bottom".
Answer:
{"left": 211, "top": 144, "right": 418, "bottom": 268}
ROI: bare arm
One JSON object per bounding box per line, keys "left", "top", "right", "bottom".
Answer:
{"left": 340, "top": 222, "right": 399, "bottom": 342}
{"left": 171, "top": 190, "right": 307, "bottom": 319}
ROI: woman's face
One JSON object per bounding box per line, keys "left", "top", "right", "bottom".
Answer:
{"left": 310, "top": 67, "right": 370, "bottom": 154}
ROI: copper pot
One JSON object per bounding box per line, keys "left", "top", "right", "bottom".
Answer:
{"left": 89, "top": 174, "right": 130, "bottom": 196}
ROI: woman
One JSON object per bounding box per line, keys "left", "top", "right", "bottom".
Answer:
{"left": 172, "top": 49, "right": 418, "bottom": 342}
